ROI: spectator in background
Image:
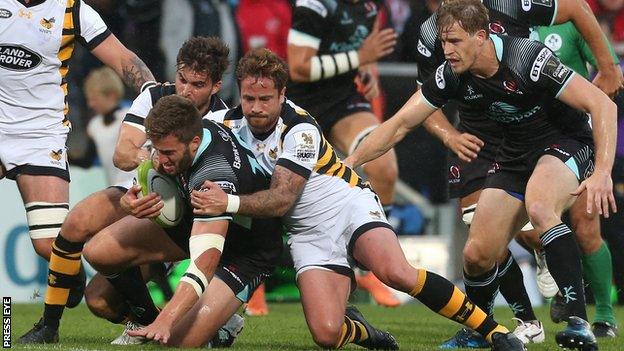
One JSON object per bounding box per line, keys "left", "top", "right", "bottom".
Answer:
{"left": 236, "top": 0, "right": 292, "bottom": 59}
{"left": 84, "top": 67, "right": 135, "bottom": 187}
{"left": 587, "top": 0, "right": 624, "bottom": 43}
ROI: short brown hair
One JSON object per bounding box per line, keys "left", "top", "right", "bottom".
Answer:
{"left": 236, "top": 48, "right": 289, "bottom": 92}
{"left": 437, "top": 0, "right": 489, "bottom": 36}
{"left": 176, "top": 36, "right": 230, "bottom": 83}
{"left": 83, "top": 67, "right": 124, "bottom": 99}
{"left": 145, "top": 95, "right": 203, "bottom": 143}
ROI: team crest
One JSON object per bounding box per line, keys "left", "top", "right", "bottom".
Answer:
{"left": 302, "top": 132, "right": 314, "bottom": 145}
{"left": 268, "top": 147, "right": 278, "bottom": 159}
{"left": 50, "top": 149, "right": 63, "bottom": 161}
{"left": 40, "top": 17, "right": 55, "bottom": 30}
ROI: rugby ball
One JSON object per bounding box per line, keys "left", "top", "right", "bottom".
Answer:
{"left": 136, "top": 160, "right": 185, "bottom": 227}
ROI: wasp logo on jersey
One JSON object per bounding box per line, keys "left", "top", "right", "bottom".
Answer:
{"left": 0, "top": 8, "right": 12, "bottom": 19}
{"left": 40, "top": 17, "right": 55, "bottom": 30}
{"left": 50, "top": 149, "right": 63, "bottom": 162}
{"left": 268, "top": 147, "right": 278, "bottom": 159}
{"left": 294, "top": 131, "right": 317, "bottom": 162}
{"left": 369, "top": 211, "right": 383, "bottom": 219}
{"left": 0, "top": 45, "right": 42, "bottom": 71}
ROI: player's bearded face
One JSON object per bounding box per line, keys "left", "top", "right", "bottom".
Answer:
{"left": 441, "top": 22, "right": 480, "bottom": 73}
{"left": 240, "top": 76, "right": 285, "bottom": 134}
{"left": 152, "top": 135, "right": 196, "bottom": 176}
{"left": 176, "top": 66, "right": 219, "bottom": 114}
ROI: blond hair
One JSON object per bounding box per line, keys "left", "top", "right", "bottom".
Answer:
{"left": 83, "top": 67, "right": 125, "bottom": 100}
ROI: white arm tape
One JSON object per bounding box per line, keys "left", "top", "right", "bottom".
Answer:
{"left": 140, "top": 80, "right": 157, "bottom": 92}
{"left": 180, "top": 233, "right": 226, "bottom": 297}
{"left": 309, "top": 50, "right": 359, "bottom": 81}
{"left": 226, "top": 194, "right": 240, "bottom": 213}
{"left": 461, "top": 204, "right": 478, "bottom": 226}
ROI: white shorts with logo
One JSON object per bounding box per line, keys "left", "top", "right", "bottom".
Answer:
{"left": 0, "top": 124, "right": 70, "bottom": 181}
{"left": 288, "top": 187, "right": 393, "bottom": 275}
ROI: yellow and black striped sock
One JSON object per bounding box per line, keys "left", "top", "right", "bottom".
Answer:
{"left": 409, "top": 269, "right": 508, "bottom": 343}
{"left": 43, "top": 234, "right": 84, "bottom": 328}
{"left": 334, "top": 315, "right": 369, "bottom": 348}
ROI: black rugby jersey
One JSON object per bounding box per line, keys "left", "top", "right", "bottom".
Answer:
{"left": 123, "top": 84, "right": 228, "bottom": 130}
{"left": 288, "top": 0, "right": 382, "bottom": 114}
{"left": 181, "top": 121, "right": 283, "bottom": 266}
{"left": 421, "top": 35, "right": 592, "bottom": 154}
{"left": 416, "top": 0, "right": 558, "bottom": 155}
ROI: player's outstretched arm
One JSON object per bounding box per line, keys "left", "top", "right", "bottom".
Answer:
{"left": 91, "top": 34, "right": 155, "bottom": 93}
{"left": 191, "top": 165, "right": 307, "bottom": 218}
{"left": 559, "top": 75, "right": 618, "bottom": 217}
{"left": 128, "top": 220, "right": 228, "bottom": 344}
{"left": 345, "top": 90, "right": 437, "bottom": 168}
{"left": 556, "top": 0, "right": 624, "bottom": 97}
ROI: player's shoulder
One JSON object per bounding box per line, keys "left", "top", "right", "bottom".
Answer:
{"left": 147, "top": 83, "right": 177, "bottom": 106}
{"left": 497, "top": 34, "right": 552, "bottom": 77}
{"left": 293, "top": 0, "right": 339, "bottom": 17}
{"left": 419, "top": 12, "right": 439, "bottom": 51}
{"left": 282, "top": 100, "right": 319, "bottom": 129}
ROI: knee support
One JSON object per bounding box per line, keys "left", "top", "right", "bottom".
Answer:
{"left": 25, "top": 202, "right": 69, "bottom": 239}
{"left": 461, "top": 204, "right": 477, "bottom": 226}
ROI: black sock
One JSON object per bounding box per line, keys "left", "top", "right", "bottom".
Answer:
{"left": 541, "top": 223, "right": 587, "bottom": 320}
{"left": 464, "top": 265, "right": 499, "bottom": 316}
{"left": 498, "top": 252, "right": 537, "bottom": 321}
{"left": 43, "top": 234, "right": 84, "bottom": 329}
{"left": 105, "top": 266, "right": 159, "bottom": 325}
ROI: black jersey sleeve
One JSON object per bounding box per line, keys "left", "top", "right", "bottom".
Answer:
{"left": 484, "top": 0, "right": 557, "bottom": 28}
{"left": 420, "top": 62, "right": 458, "bottom": 108}
{"left": 290, "top": 0, "right": 330, "bottom": 47}
{"left": 416, "top": 14, "right": 443, "bottom": 84}
{"left": 525, "top": 45, "right": 576, "bottom": 98}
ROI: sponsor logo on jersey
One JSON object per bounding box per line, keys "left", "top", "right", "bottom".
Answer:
{"left": 417, "top": 39, "right": 431, "bottom": 57}
{"left": 0, "top": 45, "right": 42, "bottom": 71}
{"left": 340, "top": 10, "right": 353, "bottom": 25}
{"left": 0, "top": 8, "right": 12, "bottom": 19}
{"left": 296, "top": 0, "right": 327, "bottom": 18}
{"left": 40, "top": 17, "right": 55, "bottom": 30}
{"left": 522, "top": 0, "right": 532, "bottom": 11}
{"left": 487, "top": 102, "right": 541, "bottom": 123}
{"left": 18, "top": 9, "right": 32, "bottom": 19}
{"left": 532, "top": 0, "right": 553, "bottom": 7}
{"left": 542, "top": 57, "right": 571, "bottom": 84}
{"left": 544, "top": 33, "right": 562, "bottom": 51}
{"left": 294, "top": 130, "right": 317, "bottom": 162}
{"left": 464, "top": 84, "right": 483, "bottom": 100}
{"left": 530, "top": 47, "right": 552, "bottom": 82}
{"left": 489, "top": 21, "right": 506, "bottom": 34}
{"left": 435, "top": 65, "right": 445, "bottom": 89}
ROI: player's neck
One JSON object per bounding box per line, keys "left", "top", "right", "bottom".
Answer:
{"left": 469, "top": 39, "right": 499, "bottom": 79}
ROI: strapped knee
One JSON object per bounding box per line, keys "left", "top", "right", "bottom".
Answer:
{"left": 25, "top": 202, "right": 69, "bottom": 239}
{"left": 461, "top": 204, "right": 477, "bottom": 226}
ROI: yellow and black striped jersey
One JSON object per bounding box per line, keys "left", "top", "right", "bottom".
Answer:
{"left": 216, "top": 99, "right": 371, "bottom": 234}
{"left": 0, "top": 0, "right": 110, "bottom": 134}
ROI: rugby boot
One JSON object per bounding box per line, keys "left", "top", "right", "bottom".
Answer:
{"left": 439, "top": 328, "right": 490, "bottom": 349}
{"left": 511, "top": 318, "right": 545, "bottom": 344}
{"left": 555, "top": 316, "right": 598, "bottom": 351}
{"left": 356, "top": 272, "right": 401, "bottom": 307}
{"left": 491, "top": 332, "right": 527, "bottom": 351}
{"left": 18, "top": 318, "right": 59, "bottom": 344}
{"left": 206, "top": 314, "right": 245, "bottom": 348}
{"left": 592, "top": 321, "right": 617, "bottom": 338}
{"left": 345, "top": 305, "right": 399, "bottom": 350}
{"left": 66, "top": 261, "right": 86, "bottom": 308}
{"left": 110, "top": 321, "right": 148, "bottom": 345}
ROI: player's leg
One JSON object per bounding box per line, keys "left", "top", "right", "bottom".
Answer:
{"left": 83, "top": 215, "right": 187, "bottom": 327}
{"left": 289, "top": 224, "right": 397, "bottom": 350}
{"left": 570, "top": 191, "right": 617, "bottom": 336}
{"left": 525, "top": 154, "right": 595, "bottom": 348}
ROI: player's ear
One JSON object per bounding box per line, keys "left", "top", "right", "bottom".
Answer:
{"left": 279, "top": 87, "right": 286, "bottom": 104}
{"left": 476, "top": 29, "right": 487, "bottom": 46}
{"left": 211, "top": 80, "right": 222, "bottom": 95}
{"left": 190, "top": 135, "right": 201, "bottom": 153}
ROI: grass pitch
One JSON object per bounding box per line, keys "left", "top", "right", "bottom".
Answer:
{"left": 9, "top": 303, "right": 624, "bottom": 350}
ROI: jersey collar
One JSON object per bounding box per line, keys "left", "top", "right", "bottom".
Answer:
{"left": 490, "top": 34, "right": 504, "bottom": 61}
{"left": 192, "top": 128, "right": 212, "bottom": 166}
{"left": 17, "top": 0, "right": 47, "bottom": 8}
